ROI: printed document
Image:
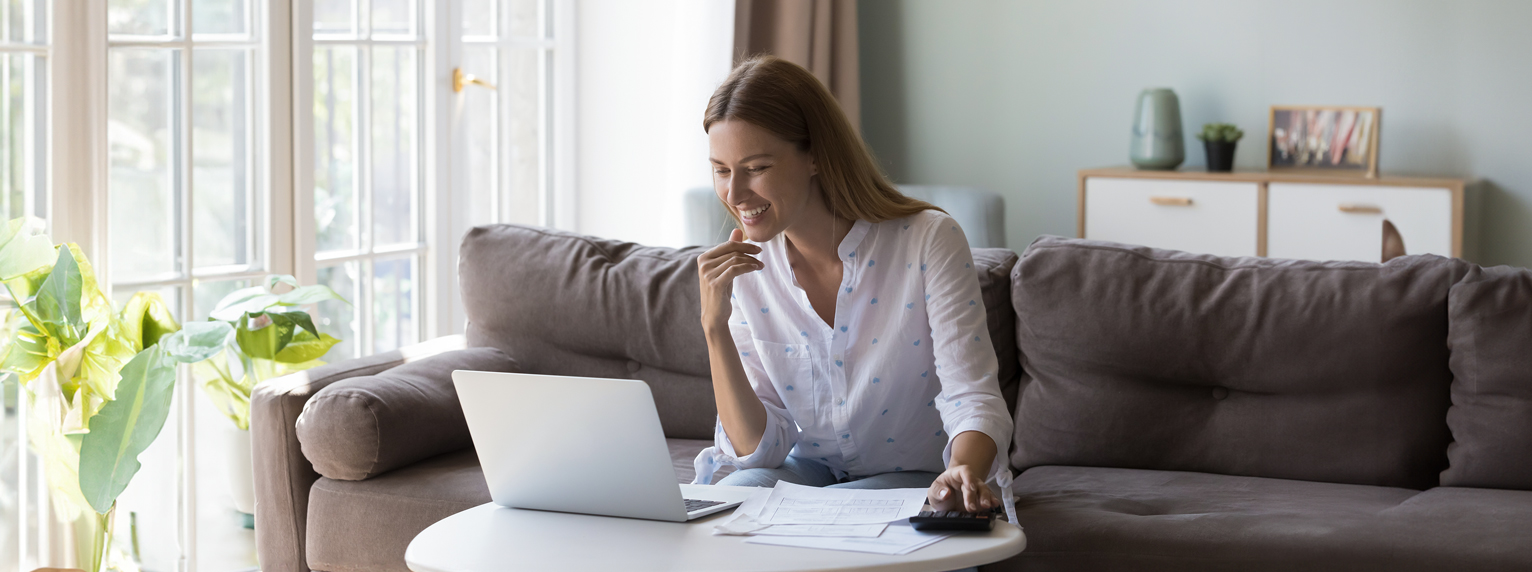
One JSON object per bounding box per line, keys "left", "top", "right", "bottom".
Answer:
{"left": 745, "top": 521, "right": 951, "bottom": 555}
{"left": 757, "top": 481, "right": 928, "bottom": 525}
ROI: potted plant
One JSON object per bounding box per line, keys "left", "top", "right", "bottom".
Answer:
{"left": 190, "top": 275, "right": 348, "bottom": 523}
{"left": 1197, "top": 123, "right": 1244, "bottom": 172}
{"left": 1, "top": 218, "right": 230, "bottom": 571}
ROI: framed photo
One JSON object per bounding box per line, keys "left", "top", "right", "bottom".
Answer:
{"left": 1268, "top": 106, "right": 1381, "bottom": 177}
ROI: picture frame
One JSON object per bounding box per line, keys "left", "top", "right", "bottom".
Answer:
{"left": 1267, "top": 105, "right": 1381, "bottom": 178}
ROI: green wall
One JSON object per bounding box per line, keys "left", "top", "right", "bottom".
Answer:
{"left": 859, "top": 0, "right": 1532, "bottom": 266}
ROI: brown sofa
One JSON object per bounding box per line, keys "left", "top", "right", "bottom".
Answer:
{"left": 253, "top": 226, "right": 1532, "bottom": 571}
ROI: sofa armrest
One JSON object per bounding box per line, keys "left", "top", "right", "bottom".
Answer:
{"left": 296, "top": 346, "right": 518, "bottom": 480}
{"left": 252, "top": 334, "right": 466, "bottom": 572}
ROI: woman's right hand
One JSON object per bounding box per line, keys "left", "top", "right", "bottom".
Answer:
{"left": 698, "top": 228, "right": 764, "bottom": 331}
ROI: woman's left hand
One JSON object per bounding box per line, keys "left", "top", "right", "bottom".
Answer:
{"left": 927, "top": 463, "right": 998, "bottom": 513}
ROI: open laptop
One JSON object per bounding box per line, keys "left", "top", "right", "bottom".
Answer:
{"left": 453, "top": 370, "right": 749, "bottom": 522}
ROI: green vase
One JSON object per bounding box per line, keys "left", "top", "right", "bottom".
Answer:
{"left": 1129, "top": 88, "right": 1185, "bottom": 170}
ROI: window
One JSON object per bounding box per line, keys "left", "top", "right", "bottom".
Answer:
{"left": 308, "top": 0, "right": 426, "bottom": 359}
{"left": 104, "top": 0, "right": 272, "bottom": 569}
{"left": 1, "top": 1, "right": 46, "bottom": 569}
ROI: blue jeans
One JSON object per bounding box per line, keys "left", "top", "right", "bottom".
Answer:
{"left": 715, "top": 455, "right": 941, "bottom": 490}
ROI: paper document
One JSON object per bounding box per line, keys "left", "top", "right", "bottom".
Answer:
{"left": 745, "top": 520, "right": 950, "bottom": 555}
{"left": 757, "top": 482, "right": 928, "bottom": 525}
{"left": 751, "top": 523, "right": 887, "bottom": 537}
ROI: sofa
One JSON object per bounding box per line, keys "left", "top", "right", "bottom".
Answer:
{"left": 254, "top": 225, "right": 1532, "bottom": 571}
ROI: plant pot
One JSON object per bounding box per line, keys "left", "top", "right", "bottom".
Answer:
{"left": 1204, "top": 140, "right": 1237, "bottom": 172}
{"left": 226, "top": 426, "right": 256, "bottom": 517}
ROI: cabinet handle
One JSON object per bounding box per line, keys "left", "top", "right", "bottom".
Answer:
{"left": 1338, "top": 203, "right": 1383, "bottom": 214}
{"left": 1149, "top": 196, "right": 1193, "bottom": 206}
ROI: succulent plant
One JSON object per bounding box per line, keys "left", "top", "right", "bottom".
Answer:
{"left": 1197, "top": 123, "right": 1244, "bottom": 143}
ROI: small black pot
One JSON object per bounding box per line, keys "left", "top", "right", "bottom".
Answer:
{"left": 1204, "top": 140, "right": 1237, "bottom": 172}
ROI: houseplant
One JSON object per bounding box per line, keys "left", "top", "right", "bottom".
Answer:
{"left": 1, "top": 217, "right": 230, "bottom": 571}
{"left": 1197, "top": 122, "right": 1244, "bottom": 172}
{"left": 191, "top": 275, "right": 347, "bottom": 519}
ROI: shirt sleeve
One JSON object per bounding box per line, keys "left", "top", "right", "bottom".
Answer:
{"left": 694, "top": 291, "right": 800, "bottom": 484}
{"left": 920, "top": 214, "right": 1014, "bottom": 482}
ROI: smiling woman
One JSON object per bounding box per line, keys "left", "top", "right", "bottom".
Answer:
{"left": 693, "top": 56, "right": 1014, "bottom": 518}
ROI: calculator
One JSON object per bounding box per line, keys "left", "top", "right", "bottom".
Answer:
{"left": 909, "top": 508, "right": 1000, "bottom": 532}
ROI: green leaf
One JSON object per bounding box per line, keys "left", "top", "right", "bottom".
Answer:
{"left": 265, "top": 274, "right": 300, "bottom": 291}
{"left": 234, "top": 312, "right": 295, "bottom": 360}
{"left": 120, "top": 292, "right": 181, "bottom": 352}
{"left": 274, "top": 330, "right": 340, "bottom": 364}
{"left": 32, "top": 247, "right": 85, "bottom": 343}
{"left": 160, "top": 321, "right": 234, "bottom": 363}
{"left": 0, "top": 217, "right": 57, "bottom": 281}
{"left": 275, "top": 284, "right": 347, "bottom": 307}
{"left": 209, "top": 291, "right": 280, "bottom": 322}
{"left": 77, "top": 345, "right": 177, "bottom": 514}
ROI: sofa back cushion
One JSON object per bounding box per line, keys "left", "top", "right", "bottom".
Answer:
{"left": 1441, "top": 265, "right": 1532, "bottom": 490}
{"left": 1009, "top": 236, "right": 1469, "bottom": 489}
{"left": 458, "top": 224, "right": 1023, "bottom": 440}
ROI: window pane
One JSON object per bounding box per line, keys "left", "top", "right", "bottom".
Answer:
{"left": 462, "top": 0, "right": 495, "bottom": 36}
{"left": 372, "top": 256, "right": 416, "bottom": 353}
{"left": 503, "top": 48, "right": 542, "bottom": 225}
{"left": 370, "top": 0, "right": 413, "bottom": 36}
{"left": 192, "top": 0, "right": 248, "bottom": 36}
{"left": 193, "top": 278, "right": 247, "bottom": 320}
{"left": 108, "top": 0, "right": 175, "bottom": 37}
{"left": 192, "top": 49, "right": 253, "bottom": 270}
{"left": 371, "top": 46, "right": 418, "bottom": 247}
{"left": 2, "top": 52, "right": 46, "bottom": 221}
{"left": 507, "top": 0, "right": 539, "bottom": 38}
{"left": 317, "top": 262, "right": 360, "bottom": 360}
{"left": 313, "top": 47, "right": 358, "bottom": 253}
{"left": 313, "top": 0, "right": 356, "bottom": 36}
{"left": 463, "top": 46, "right": 497, "bottom": 227}
{"left": 109, "top": 48, "right": 180, "bottom": 281}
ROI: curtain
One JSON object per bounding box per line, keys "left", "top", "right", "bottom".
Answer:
{"left": 733, "top": 0, "right": 861, "bottom": 131}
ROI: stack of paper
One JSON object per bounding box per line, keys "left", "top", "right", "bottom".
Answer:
{"left": 714, "top": 482, "right": 953, "bottom": 555}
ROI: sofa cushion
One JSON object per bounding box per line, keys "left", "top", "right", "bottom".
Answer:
{"left": 1009, "top": 237, "right": 1470, "bottom": 489}
{"left": 304, "top": 439, "right": 723, "bottom": 572}
{"left": 458, "top": 224, "right": 1023, "bottom": 440}
{"left": 988, "top": 466, "right": 1532, "bottom": 572}
{"left": 297, "top": 347, "right": 519, "bottom": 481}
{"left": 1442, "top": 265, "right": 1532, "bottom": 490}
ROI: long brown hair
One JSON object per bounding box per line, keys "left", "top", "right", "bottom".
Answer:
{"left": 704, "top": 55, "right": 941, "bottom": 225}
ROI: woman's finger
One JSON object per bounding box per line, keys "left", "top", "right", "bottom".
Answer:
{"left": 700, "top": 249, "right": 762, "bottom": 274}
{"left": 700, "top": 239, "right": 762, "bottom": 262}
{"left": 712, "top": 258, "right": 763, "bottom": 284}
{"left": 707, "top": 254, "right": 763, "bottom": 282}
{"left": 962, "top": 480, "right": 983, "bottom": 513}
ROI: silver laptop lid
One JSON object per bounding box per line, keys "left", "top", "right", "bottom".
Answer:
{"left": 452, "top": 371, "right": 690, "bottom": 522}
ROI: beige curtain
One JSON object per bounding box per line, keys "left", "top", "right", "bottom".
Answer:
{"left": 733, "top": 0, "right": 861, "bottom": 131}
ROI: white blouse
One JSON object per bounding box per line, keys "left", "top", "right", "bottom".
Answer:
{"left": 692, "top": 209, "right": 1014, "bottom": 489}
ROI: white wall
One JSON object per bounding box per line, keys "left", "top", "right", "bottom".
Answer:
{"left": 860, "top": 0, "right": 1532, "bottom": 266}
{"left": 575, "top": 0, "right": 735, "bottom": 247}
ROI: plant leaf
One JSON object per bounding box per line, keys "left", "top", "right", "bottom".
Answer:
{"left": 265, "top": 274, "right": 300, "bottom": 291}
{"left": 77, "top": 345, "right": 177, "bottom": 514}
{"left": 120, "top": 292, "right": 181, "bottom": 352}
{"left": 0, "top": 217, "right": 57, "bottom": 282}
{"left": 209, "top": 292, "right": 281, "bottom": 322}
{"left": 32, "top": 247, "right": 85, "bottom": 343}
{"left": 274, "top": 331, "right": 340, "bottom": 364}
{"left": 160, "top": 321, "right": 234, "bottom": 363}
{"left": 274, "top": 284, "right": 347, "bottom": 307}
{"left": 234, "top": 312, "right": 296, "bottom": 360}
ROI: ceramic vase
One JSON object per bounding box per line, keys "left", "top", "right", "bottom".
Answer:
{"left": 227, "top": 425, "right": 256, "bottom": 518}
{"left": 1129, "top": 88, "right": 1185, "bottom": 170}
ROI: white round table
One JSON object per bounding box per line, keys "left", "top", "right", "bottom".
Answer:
{"left": 406, "top": 485, "right": 1026, "bottom": 572}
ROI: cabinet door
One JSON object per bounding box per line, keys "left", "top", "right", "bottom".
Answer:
{"left": 1267, "top": 183, "right": 1453, "bottom": 262}
{"left": 1084, "top": 177, "right": 1260, "bottom": 257}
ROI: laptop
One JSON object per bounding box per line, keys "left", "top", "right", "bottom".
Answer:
{"left": 453, "top": 370, "right": 749, "bottom": 522}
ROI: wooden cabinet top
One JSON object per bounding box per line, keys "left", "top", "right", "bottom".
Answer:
{"left": 1080, "top": 166, "right": 1463, "bottom": 191}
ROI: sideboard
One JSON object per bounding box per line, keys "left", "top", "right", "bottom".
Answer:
{"left": 1077, "top": 167, "right": 1466, "bottom": 262}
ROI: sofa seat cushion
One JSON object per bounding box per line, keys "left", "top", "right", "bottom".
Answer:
{"left": 1442, "top": 264, "right": 1532, "bottom": 489}
{"left": 304, "top": 439, "right": 726, "bottom": 572}
{"left": 987, "top": 466, "right": 1532, "bottom": 572}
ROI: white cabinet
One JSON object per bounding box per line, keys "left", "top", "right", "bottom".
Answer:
{"left": 1267, "top": 183, "right": 1454, "bottom": 262}
{"left": 1084, "top": 177, "right": 1260, "bottom": 257}
{"left": 1078, "top": 168, "right": 1465, "bottom": 262}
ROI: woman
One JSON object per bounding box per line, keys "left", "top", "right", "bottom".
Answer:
{"left": 692, "top": 56, "right": 1012, "bottom": 515}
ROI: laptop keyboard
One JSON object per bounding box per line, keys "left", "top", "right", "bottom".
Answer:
{"left": 683, "top": 498, "right": 726, "bottom": 512}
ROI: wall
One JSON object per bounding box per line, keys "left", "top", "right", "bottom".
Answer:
{"left": 859, "top": 0, "right": 1532, "bottom": 266}
{"left": 575, "top": 0, "right": 734, "bottom": 248}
